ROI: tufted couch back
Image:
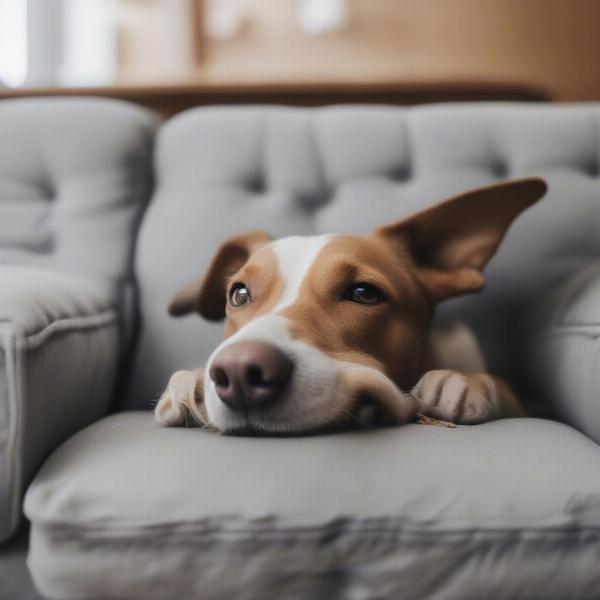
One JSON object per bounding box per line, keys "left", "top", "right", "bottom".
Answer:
{"left": 125, "top": 104, "right": 600, "bottom": 409}
{"left": 0, "top": 98, "right": 156, "bottom": 284}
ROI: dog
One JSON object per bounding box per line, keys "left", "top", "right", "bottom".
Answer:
{"left": 155, "top": 178, "right": 547, "bottom": 435}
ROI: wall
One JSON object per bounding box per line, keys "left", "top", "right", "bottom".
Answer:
{"left": 118, "top": 0, "right": 600, "bottom": 101}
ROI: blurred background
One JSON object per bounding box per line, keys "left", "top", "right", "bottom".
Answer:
{"left": 1, "top": 0, "right": 599, "bottom": 115}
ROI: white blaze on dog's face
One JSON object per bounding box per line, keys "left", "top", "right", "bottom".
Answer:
{"left": 202, "top": 234, "right": 429, "bottom": 434}
{"left": 169, "top": 178, "right": 547, "bottom": 434}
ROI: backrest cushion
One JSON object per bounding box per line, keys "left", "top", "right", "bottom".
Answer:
{"left": 0, "top": 98, "right": 156, "bottom": 283}
{"left": 126, "top": 105, "right": 600, "bottom": 408}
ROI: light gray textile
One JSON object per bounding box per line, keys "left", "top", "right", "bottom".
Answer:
{"left": 524, "top": 262, "right": 600, "bottom": 444}
{"left": 126, "top": 104, "right": 600, "bottom": 409}
{"left": 25, "top": 411, "right": 600, "bottom": 600}
{"left": 0, "top": 97, "right": 156, "bottom": 541}
{"left": 0, "top": 266, "right": 119, "bottom": 542}
{"left": 0, "top": 97, "right": 156, "bottom": 282}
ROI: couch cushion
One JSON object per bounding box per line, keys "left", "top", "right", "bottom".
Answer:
{"left": 0, "top": 98, "right": 156, "bottom": 282}
{"left": 523, "top": 262, "right": 600, "bottom": 444}
{"left": 25, "top": 412, "right": 600, "bottom": 599}
{"left": 0, "top": 97, "right": 156, "bottom": 541}
{"left": 0, "top": 266, "right": 114, "bottom": 335}
{"left": 0, "top": 266, "right": 119, "bottom": 541}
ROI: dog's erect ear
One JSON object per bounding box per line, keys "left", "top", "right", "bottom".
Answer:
{"left": 168, "top": 230, "right": 272, "bottom": 320}
{"left": 374, "top": 178, "right": 547, "bottom": 302}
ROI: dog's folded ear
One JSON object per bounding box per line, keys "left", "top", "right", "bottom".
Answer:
{"left": 374, "top": 178, "right": 547, "bottom": 302}
{"left": 168, "top": 230, "right": 272, "bottom": 319}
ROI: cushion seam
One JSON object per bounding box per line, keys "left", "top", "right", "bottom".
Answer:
{"left": 33, "top": 521, "right": 600, "bottom": 539}
{"left": 0, "top": 310, "right": 117, "bottom": 350}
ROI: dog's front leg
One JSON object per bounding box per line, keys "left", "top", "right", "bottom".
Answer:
{"left": 155, "top": 368, "right": 207, "bottom": 427}
{"left": 412, "top": 371, "right": 525, "bottom": 424}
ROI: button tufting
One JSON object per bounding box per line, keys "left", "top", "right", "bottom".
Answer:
{"left": 38, "top": 178, "right": 56, "bottom": 201}
{"left": 246, "top": 176, "right": 265, "bottom": 194}
{"left": 490, "top": 160, "right": 508, "bottom": 178}
{"left": 390, "top": 164, "right": 412, "bottom": 182}
{"left": 584, "top": 161, "right": 599, "bottom": 177}
{"left": 295, "top": 192, "right": 328, "bottom": 210}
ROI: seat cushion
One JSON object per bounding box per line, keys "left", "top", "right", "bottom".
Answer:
{"left": 25, "top": 412, "right": 600, "bottom": 600}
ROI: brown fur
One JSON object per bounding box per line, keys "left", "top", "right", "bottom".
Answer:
{"left": 156, "top": 178, "right": 547, "bottom": 432}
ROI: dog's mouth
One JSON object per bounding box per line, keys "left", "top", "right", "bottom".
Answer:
{"left": 201, "top": 321, "right": 418, "bottom": 436}
{"left": 212, "top": 365, "right": 418, "bottom": 437}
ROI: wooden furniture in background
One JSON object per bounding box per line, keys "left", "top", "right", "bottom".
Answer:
{"left": 0, "top": 79, "right": 550, "bottom": 119}
{"left": 113, "top": 0, "right": 596, "bottom": 102}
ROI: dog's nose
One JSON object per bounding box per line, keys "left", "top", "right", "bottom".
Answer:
{"left": 209, "top": 341, "right": 294, "bottom": 412}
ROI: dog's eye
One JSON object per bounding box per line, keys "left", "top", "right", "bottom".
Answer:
{"left": 229, "top": 283, "right": 251, "bottom": 307}
{"left": 343, "top": 283, "right": 385, "bottom": 305}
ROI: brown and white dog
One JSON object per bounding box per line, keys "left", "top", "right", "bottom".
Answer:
{"left": 155, "top": 178, "right": 547, "bottom": 435}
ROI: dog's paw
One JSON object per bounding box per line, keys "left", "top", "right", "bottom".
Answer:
{"left": 412, "top": 370, "right": 498, "bottom": 424}
{"left": 155, "top": 369, "right": 205, "bottom": 427}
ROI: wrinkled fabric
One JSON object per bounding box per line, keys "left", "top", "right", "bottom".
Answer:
{"left": 0, "top": 97, "right": 156, "bottom": 541}
{"left": 0, "top": 267, "right": 119, "bottom": 542}
{"left": 25, "top": 412, "right": 600, "bottom": 599}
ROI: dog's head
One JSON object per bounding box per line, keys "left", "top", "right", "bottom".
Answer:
{"left": 169, "top": 178, "right": 546, "bottom": 434}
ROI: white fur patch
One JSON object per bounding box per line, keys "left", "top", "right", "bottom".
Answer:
{"left": 203, "top": 235, "right": 336, "bottom": 432}
{"left": 204, "top": 314, "right": 340, "bottom": 432}
{"left": 270, "top": 235, "right": 332, "bottom": 311}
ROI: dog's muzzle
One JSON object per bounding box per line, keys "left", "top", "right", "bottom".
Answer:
{"left": 209, "top": 341, "right": 294, "bottom": 414}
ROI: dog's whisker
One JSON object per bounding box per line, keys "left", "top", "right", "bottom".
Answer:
{"left": 337, "top": 409, "right": 365, "bottom": 427}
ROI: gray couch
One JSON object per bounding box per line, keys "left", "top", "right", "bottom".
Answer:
{"left": 1, "top": 99, "right": 600, "bottom": 599}
{"left": 0, "top": 98, "right": 156, "bottom": 544}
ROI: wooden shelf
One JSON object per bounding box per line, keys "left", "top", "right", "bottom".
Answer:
{"left": 0, "top": 78, "right": 551, "bottom": 118}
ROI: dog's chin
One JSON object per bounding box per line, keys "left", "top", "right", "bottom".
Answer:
{"left": 219, "top": 422, "right": 344, "bottom": 437}
{"left": 202, "top": 314, "right": 417, "bottom": 436}
{"left": 217, "top": 403, "right": 405, "bottom": 437}
{"left": 207, "top": 402, "right": 350, "bottom": 437}
{"left": 218, "top": 406, "right": 379, "bottom": 437}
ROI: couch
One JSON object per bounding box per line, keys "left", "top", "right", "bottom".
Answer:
{"left": 1, "top": 99, "right": 599, "bottom": 599}
{"left": 0, "top": 98, "right": 156, "bottom": 545}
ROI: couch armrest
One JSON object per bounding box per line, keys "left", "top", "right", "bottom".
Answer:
{"left": 523, "top": 262, "right": 600, "bottom": 444}
{"left": 0, "top": 266, "right": 120, "bottom": 541}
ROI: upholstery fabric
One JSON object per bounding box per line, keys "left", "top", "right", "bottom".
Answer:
{"left": 0, "top": 98, "right": 156, "bottom": 542}
{"left": 0, "top": 267, "right": 119, "bottom": 542}
{"left": 25, "top": 412, "right": 600, "bottom": 600}
{"left": 126, "top": 104, "right": 600, "bottom": 410}
{"left": 524, "top": 262, "right": 600, "bottom": 444}
{"left": 0, "top": 98, "right": 156, "bottom": 282}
